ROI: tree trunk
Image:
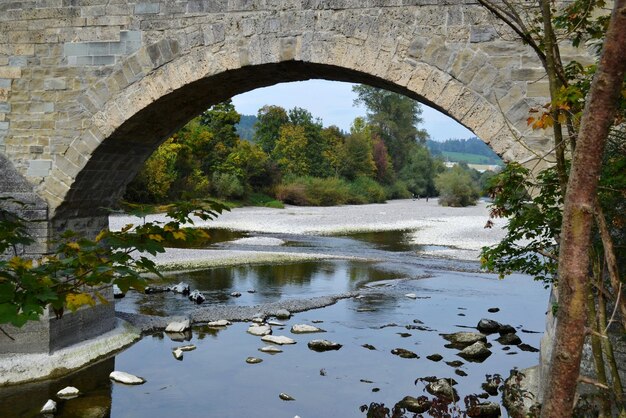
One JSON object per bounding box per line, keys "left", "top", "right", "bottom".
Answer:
{"left": 540, "top": 2, "right": 626, "bottom": 417}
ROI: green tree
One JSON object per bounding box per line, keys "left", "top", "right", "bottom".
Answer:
{"left": 353, "top": 85, "right": 429, "bottom": 170}
{"left": 398, "top": 144, "right": 439, "bottom": 197}
{"left": 254, "top": 105, "right": 289, "bottom": 154}
{"left": 272, "top": 124, "right": 310, "bottom": 177}
{"left": 434, "top": 165, "right": 480, "bottom": 207}
{"left": 341, "top": 118, "right": 376, "bottom": 180}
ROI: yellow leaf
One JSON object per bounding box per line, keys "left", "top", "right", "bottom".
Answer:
{"left": 148, "top": 234, "right": 164, "bottom": 242}
{"left": 95, "top": 230, "right": 107, "bottom": 242}
{"left": 66, "top": 242, "right": 80, "bottom": 251}
{"left": 172, "top": 231, "right": 186, "bottom": 241}
{"left": 66, "top": 293, "right": 96, "bottom": 312}
{"left": 197, "top": 229, "right": 211, "bottom": 239}
{"left": 8, "top": 257, "right": 32, "bottom": 270}
{"left": 164, "top": 225, "right": 175, "bottom": 232}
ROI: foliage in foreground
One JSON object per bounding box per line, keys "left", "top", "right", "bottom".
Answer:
{"left": 0, "top": 198, "right": 228, "bottom": 331}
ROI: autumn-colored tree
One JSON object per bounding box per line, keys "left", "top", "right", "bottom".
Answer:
{"left": 272, "top": 124, "right": 310, "bottom": 178}
{"left": 341, "top": 118, "right": 376, "bottom": 180}
{"left": 372, "top": 135, "right": 394, "bottom": 184}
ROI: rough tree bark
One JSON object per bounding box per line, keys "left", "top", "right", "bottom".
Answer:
{"left": 540, "top": 1, "right": 626, "bottom": 416}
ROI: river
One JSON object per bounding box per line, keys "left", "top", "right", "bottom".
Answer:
{"left": 0, "top": 200, "right": 549, "bottom": 417}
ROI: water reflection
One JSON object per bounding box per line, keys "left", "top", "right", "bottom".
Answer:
{"left": 0, "top": 358, "right": 114, "bottom": 418}
{"left": 116, "top": 260, "right": 405, "bottom": 318}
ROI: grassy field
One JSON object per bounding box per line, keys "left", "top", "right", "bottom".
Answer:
{"left": 441, "top": 151, "right": 503, "bottom": 165}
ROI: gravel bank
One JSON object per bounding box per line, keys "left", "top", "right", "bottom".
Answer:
{"left": 110, "top": 199, "right": 508, "bottom": 265}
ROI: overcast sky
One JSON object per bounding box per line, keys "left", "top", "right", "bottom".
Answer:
{"left": 231, "top": 79, "right": 475, "bottom": 142}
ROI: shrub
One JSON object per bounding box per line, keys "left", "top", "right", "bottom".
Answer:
{"left": 348, "top": 176, "right": 386, "bottom": 204}
{"left": 212, "top": 172, "right": 245, "bottom": 199}
{"left": 276, "top": 182, "right": 310, "bottom": 205}
{"left": 435, "top": 166, "right": 480, "bottom": 207}
{"left": 384, "top": 180, "right": 412, "bottom": 200}
{"left": 305, "top": 177, "right": 351, "bottom": 206}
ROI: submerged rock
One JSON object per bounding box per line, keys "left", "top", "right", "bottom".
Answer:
{"left": 169, "top": 282, "right": 190, "bottom": 295}
{"left": 396, "top": 396, "right": 431, "bottom": 414}
{"left": 291, "top": 324, "right": 325, "bottom": 334}
{"left": 247, "top": 324, "right": 272, "bottom": 336}
{"left": 41, "top": 399, "right": 57, "bottom": 414}
{"left": 446, "top": 360, "right": 464, "bottom": 367}
{"left": 188, "top": 290, "right": 205, "bottom": 304}
{"left": 207, "top": 320, "right": 231, "bottom": 327}
{"left": 518, "top": 343, "right": 540, "bottom": 352}
{"left": 279, "top": 393, "right": 295, "bottom": 401}
{"left": 391, "top": 348, "right": 419, "bottom": 359}
{"left": 230, "top": 291, "right": 242, "bottom": 297}
{"left": 172, "top": 348, "right": 183, "bottom": 360}
{"left": 307, "top": 339, "right": 342, "bottom": 352}
{"left": 496, "top": 333, "right": 522, "bottom": 346}
{"left": 397, "top": 332, "right": 412, "bottom": 338}
{"left": 165, "top": 318, "right": 190, "bottom": 333}
{"left": 56, "top": 386, "right": 80, "bottom": 399}
{"left": 109, "top": 371, "right": 146, "bottom": 385}
{"left": 441, "top": 332, "right": 487, "bottom": 349}
{"left": 455, "top": 369, "right": 468, "bottom": 377}
{"left": 145, "top": 285, "right": 168, "bottom": 294}
{"left": 262, "top": 335, "right": 296, "bottom": 345}
{"left": 498, "top": 325, "right": 516, "bottom": 335}
{"left": 259, "top": 345, "right": 283, "bottom": 354}
{"left": 426, "top": 354, "right": 443, "bottom": 362}
{"left": 362, "top": 344, "right": 377, "bottom": 350}
{"left": 246, "top": 357, "right": 263, "bottom": 364}
{"left": 487, "top": 307, "right": 500, "bottom": 313}
{"left": 476, "top": 319, "right": 502, "bottom": 334}
{"left": 425, "top": 378, "right": 459, "bottom": 402}
{"left": 458, "top": 341, "right": 492, "bottom": 362}
{"left": 466, "top": 401, "right": 502, "bottom": 417}
{"left": 113, "top": 284, "right": 125, "bottom": 299}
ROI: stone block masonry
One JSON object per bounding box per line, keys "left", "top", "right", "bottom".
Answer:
{"left": 0, "top": 0, "right": 591, "bottom": 359}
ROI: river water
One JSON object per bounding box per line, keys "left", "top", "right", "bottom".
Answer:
{"left": 0, "top": 228, "right": 549, "bottom": 418}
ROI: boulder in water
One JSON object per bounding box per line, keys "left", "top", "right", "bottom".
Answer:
{"left": 307, "top": 339, "right": 342, "bottom": 352}
{"left": 109, "top": 371, "right": 146, "bottom": 385}
{"left": 458, "top": 341, "right": 492, "bottom": 362}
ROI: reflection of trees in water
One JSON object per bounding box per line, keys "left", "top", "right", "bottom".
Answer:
{"left": 0, "top": 357, "right": 114, "bottom": 418}
{"left": 252, "top": 262, "right": 323, "bottom": 287}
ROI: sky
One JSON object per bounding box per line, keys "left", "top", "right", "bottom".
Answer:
{"left": 231, "top": 79, "right": 475, "bottom": 142}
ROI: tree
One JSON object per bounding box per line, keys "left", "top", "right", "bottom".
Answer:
{"left": 398, "top": 144, "right": 439, "bottom": 197}
{"left": 476, "top": 0, "right": 626, "bottom": 414}
{"left": 434, "top": 165, "right": 480, "bottom": 207}
{"left": 272, "top": 124, "right": 310, "bottom": 177}
{"left": 353, "top": 85, "right": 429, "bottom": 170}
{"left": 341, "top": 118, "right": 376, "bottom": 180}
{"left": 254, "top": 105, "right": 289, "bottom": 154}
{"left": 372, "top": 135, "right": 394, "bottom": 184}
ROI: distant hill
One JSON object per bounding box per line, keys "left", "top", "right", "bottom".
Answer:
{"left": 427, "top": 137, "right": 503, "bottom": 165}
{"left": 236, "top": 114, "right": 257, "bottom": 141}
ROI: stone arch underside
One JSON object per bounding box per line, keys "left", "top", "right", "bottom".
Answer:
{"left": 37, "top": 18, "right": 553, "bottom": 225}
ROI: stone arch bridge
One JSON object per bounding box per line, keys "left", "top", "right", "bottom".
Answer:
{"left": 0, "top": 0, "right": 590, "bottom": 355}
{"left": 0, "top": 0, "right": 594, "bottom": 245}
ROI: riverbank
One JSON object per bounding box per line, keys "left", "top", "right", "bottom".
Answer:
{"left": 110, "top": 199, "right": 508, "bottom": 266}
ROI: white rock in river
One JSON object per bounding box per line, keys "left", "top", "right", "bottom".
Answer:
{"left": 177, "top": 344, "right": 196, "bottom": 351}
{"left": 274, "top": 309, "right": 291, "bottom": 319}
{"left": 40, "top": 399, "right": 57, "bottom": 414}
{"left": 113, "top": 284, "right": 125, "bottom": 299}
{"left": 251, "top": 316, "right": 265, "bottom": 324}
{"left": 267, "top": 320, "right": 285, "bottom": 326}
{"left": 279, "top": 392, "right": 295, "bottom": 401}
{"left": 172, "top": 348, "right": 184, "bottom": 360}
{"left": 165, "top": 318, "right": 190, "bottom": 333}
{"left": 246, "top": 357, "right": 263, "bottom": 364}
{"left": 230, "top": 291, "right": 242, "bottom": 297}
{"left": 207, "top": 320, "right": 231, "bottom": 327}
{"left": 109, "top": 371, "right": 146, "bottom": 385}
{"left": 247, "top": 324, "right": 272, "bottom": 336}
{"left": 291, "top": 324, "right": 326, "bottom": 334}
{"left": 169, "top": 282, "right": 190, "bottom": 295}
{"left": 262, "top": 335, "right": 296, "bottom": 345}
{"left": 56, "top": 386, "right": 80, "bottom": 399}
{"left": 259, "top": 345, "right": 283, "bottom": 353}
{"left": 405, "top": 293, "right": 418, "bottom": 299}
